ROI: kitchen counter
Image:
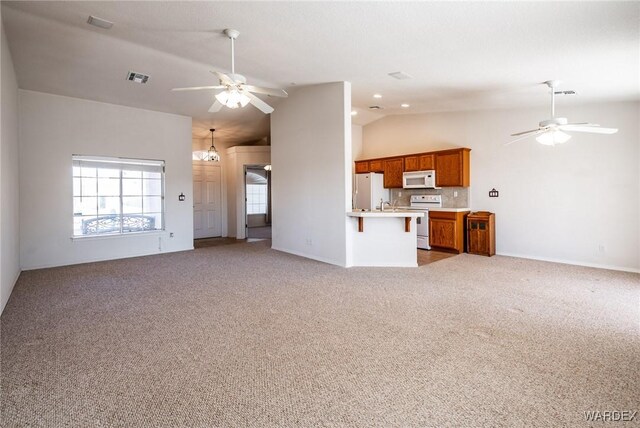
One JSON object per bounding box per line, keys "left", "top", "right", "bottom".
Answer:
{"left": 347, "top": 210, "right": 425, "bottom": 218}
{"left": 391, "top": 206, "right": 471, "bottom": 212}
{"left": 428, "top": 207, "right": 471, "bottom": 212}
{"left": 347, "top": 210, "right": 422, "bottom": 267}
{"left": 347, "top": 210, "right": 423, "bottom": 233}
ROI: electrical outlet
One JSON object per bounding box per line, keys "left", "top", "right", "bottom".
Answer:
{"left": 398, "top": 191, "right": 402, "bottom": 197}
{"left": 454, "top": 191, "right": 458, "bottom": 197}
{"left": 169, "top": 232, "right": 174, "bottom": 238}
{"left": 305, "top": 238, "right": 313, "bottom": 246}
{"left": 598, "top": 244, "right": 605, "bottom": 253}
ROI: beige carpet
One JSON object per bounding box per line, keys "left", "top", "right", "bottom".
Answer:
{"left": 1, "top": 241, "right": 638, "bottom": 427}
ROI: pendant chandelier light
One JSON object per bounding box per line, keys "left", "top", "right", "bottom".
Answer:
{"left": 207, "top": 128, "right": 220, "bottom": 162}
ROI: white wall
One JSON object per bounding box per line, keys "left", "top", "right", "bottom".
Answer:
{"left": 362, "top": 101, "right": 640, "bottom": 272}
{"left": 19, "top": 90, "right": 194, "bottom": 269}
{"left": 351, "top": 124, "right": 363, "bottom": 168}
{"left": 271, "top": 82, "right": 352, "bottom": 266}
{"left": 225, "top": 146, "right": 270, "bottom": 239}
{"left": 1, "top": 19, "right": 21, "bottom": 313}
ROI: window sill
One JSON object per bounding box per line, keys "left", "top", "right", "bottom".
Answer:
{"left": 71, "top": 230, "right": 165, "bottom": 242}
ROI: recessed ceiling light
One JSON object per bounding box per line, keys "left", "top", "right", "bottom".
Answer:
{"left": 373, "top": 94, "right": 382, "bottom": 99}
{"left": 87, "top": 15, "right": 114, "bottom": 30}
{"left": 401, "top": 103, "right": 410, "bottom": 108}
{"left": 388, "top": 71, "right": 413, "bottom": 80}
{"left": 351, "top": 110, "right": 358, "bottom": 116}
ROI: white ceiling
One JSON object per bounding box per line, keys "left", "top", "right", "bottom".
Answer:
{"left": 2, "top": 1, "right": 638, "bottom": 145}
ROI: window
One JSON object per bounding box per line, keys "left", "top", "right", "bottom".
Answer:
{"left": 72, "top": 156, "right": 165, "bottom": 237}
{"left": 246, "top": 184, "right": 267, "bottom": 214}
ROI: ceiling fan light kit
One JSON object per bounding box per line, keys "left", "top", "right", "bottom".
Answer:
{"left": 536, "top": 130, "right": 571, "bottom": 146}
{"left": 172, "top": 28, "right": 287, "bottom": 114}
{"left": 215, "top": 88, "right": 250, "bottom": 109}
{"left": 507, "top": 80, "right": 618, "bottom": 147}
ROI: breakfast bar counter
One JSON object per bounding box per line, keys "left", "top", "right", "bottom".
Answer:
{"left": 347, "top": 210, "right": 424, "bottom": 233}
{"left": 347, "top": 210, "right": 424, "bottom": 267}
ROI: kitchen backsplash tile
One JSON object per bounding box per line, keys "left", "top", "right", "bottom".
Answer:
{"left": 390, "top": 187, "right": 469, "bottom": 208}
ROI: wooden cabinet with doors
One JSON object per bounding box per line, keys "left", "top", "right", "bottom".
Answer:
{"left": 369, "top": 159, "right": 384, "bottom": 173}
{"left": 405, "top": 154, "right": 435, "bottom": 172}
{"left": 435, "top": 148, "right": 470, "bottom": 187}
{"left": 467, "top": 211, "right": 495, "bottom": 256}
{"left": 418, "top": 154, "right": 435, "bottom": 170}
{"left": 429, "top": 210, "right": 469, "bottom": 253}
{"left": 383, "top": 157, "right": 404, "bottom": 188}
{"left": 355, "top": 160, "right": 369, "bottom": 173}
{"left": 404, "top": 155, "right": 420, "bottom": 172}
{"left": 355, "top": 147, "right": 470, "bottom": 187}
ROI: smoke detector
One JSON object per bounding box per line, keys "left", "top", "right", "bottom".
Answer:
{"left": 127, "top": 71, "right": 149, "bottom": 84}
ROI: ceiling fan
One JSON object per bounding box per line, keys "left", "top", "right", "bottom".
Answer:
{"left": 172, "top": 29, "right": 288, "bottom": 114}
{"left": 506, "top": 80, "right": 618, "bottom": 146}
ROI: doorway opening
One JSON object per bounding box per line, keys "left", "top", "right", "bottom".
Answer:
{"left": 245, "top": 165, "right": 271, "bottom": 240}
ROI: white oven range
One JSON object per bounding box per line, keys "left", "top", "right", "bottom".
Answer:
{"left": 408, "top": 194, "right": 442, "bottom": 250}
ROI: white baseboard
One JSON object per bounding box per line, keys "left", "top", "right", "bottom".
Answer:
{"left": 1, "top": 269, "right": 23, "bottom": 315}
{"left": 496, "top": 252, "right": 640, "bottom": 274}
{"left": 270, "top": 245, "right": 346, "bottom": 267}
{"left": 21, "top": 246, "right": 194, "bottom": 271}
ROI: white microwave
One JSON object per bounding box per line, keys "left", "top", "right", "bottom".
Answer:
{"left": 403, "top": 170, "right": 437, "bottom": 189}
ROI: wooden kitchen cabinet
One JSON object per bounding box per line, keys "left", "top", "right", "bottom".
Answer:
{"left": 369, "top": 159, "right": 384, "bottom": 173}
{"left": 355, "top": 147, "right": 470, "bottom": 187}
{"left": 355, "top": 160, "right": 369, "bottom": 173}
{"left": 429, "top": 210, "right": 469, "bottom": 253}
{"left": 467, "top": 212, "right": 495, "bottom": 256}
{"left": 418, "top": 154, "right": 435, "bottom": 170}
{"left": 404, "top": 156, "right": 420, "bottom": 172}
{"left": 383, "top": 158, "right": 404, "bottom": 188}
{"left": 405, "top": 154, "right": 435, "bottom": 172}
{"left": 435, "top": 148, "right": 470, "bottom": 187}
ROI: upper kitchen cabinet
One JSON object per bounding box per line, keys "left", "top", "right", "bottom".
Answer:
{"left": 355, "top": 161, "right": 369, "bottom": 173}
{"left": 404, "top": 156, "right": 419, "bottom": 172}
{"left": 435, "top": 148, "right": 470, "bottom": 187}
{"left": 404, "top": 154, "right": 434, "bottom": 172}
{"left": 355, "top": 147, "right": 470, "bottom": 187}
{"left": 383, "top": 158, "right": 404, "bottom": 188}
{"left": 369, "top": 159, "right": 384, "bottom": 173}
{"left": 419, "top": 154, "right": 435, "bottom": 171}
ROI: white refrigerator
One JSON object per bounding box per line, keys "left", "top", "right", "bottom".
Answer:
{"left": 353, "top": 173, "right": 389, "bottom": 210}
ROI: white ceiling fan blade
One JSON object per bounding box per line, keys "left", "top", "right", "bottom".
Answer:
{"left": 172, "top": 85, "right": 225, "bottom": 91}
{"left": 560, "top": 125, "right": 618, "bottom": 134}
{"left": 245, "top": 92, "right": 274, "bottom": 114}
{"left": 511, "top": 128, "right": 542, "bottom": 137}
{"left": 210, "top": 70, "right": 235, "bottom": 86}
{"left": 505, "top": 130, "right": 544, "bottom": 146}
{"left": 208, "top": 100, "right": 223, "bottom": 113}
{"left": 243, "top": 85, "right": 288, "bottom": 98}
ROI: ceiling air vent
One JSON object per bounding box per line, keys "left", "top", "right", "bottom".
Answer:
{"left": 87, "top": 15, "right": 114, "bottom": 30}
{"left": 388, "top": 71, "right": 413, "bottom": 80}
{"left": 127, "top": 71, "right": 150, "bottom": 84}
{"left": 369, "top": 105, "right": 383, "bottom": 110}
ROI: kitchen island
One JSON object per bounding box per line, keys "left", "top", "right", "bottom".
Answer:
{"left": 347, "top": 210, "right": 424, "bottom": 267}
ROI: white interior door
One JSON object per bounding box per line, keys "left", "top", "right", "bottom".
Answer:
{"left": 193, "top": 163, "right": 222, "bottom": 239}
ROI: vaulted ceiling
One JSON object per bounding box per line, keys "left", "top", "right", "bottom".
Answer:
{"left": 2, "top": 1, "right": 638, "bottom": 146}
